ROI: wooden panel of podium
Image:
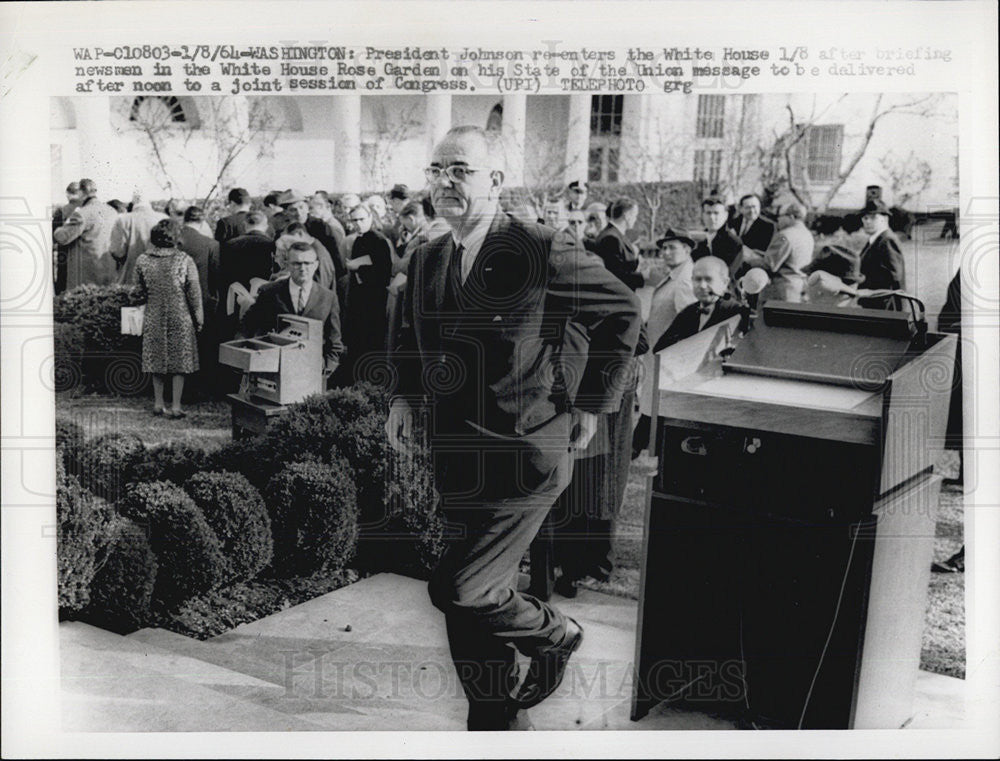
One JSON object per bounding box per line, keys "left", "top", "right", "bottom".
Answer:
{"left": 631, "top": 303, "right": 956, "bottom": 729}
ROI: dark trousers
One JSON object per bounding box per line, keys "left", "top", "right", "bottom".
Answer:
{"left": 427, "top": 413, "right": 575, "bottom": 729}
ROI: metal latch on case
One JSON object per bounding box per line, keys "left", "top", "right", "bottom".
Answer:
{"left": 680, "top": 436, "right": 707, "bottom": 456}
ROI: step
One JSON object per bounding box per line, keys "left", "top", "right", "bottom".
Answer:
{"left": 60, "top": 621, "right": 329, "bottom": 731}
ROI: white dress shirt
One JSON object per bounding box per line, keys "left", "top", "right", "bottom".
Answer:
{"left": 288, "top": 279, "right": 313, "bottom": 314}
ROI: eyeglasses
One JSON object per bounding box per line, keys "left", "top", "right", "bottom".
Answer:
{"left": 423, "top": 164, "right": 488, "bottom": 183}
{"left": 288, "top": 260, "right": 317, "bottom": 267}
{"left": 567, "top": 220, "right": 585, "bottom": 226}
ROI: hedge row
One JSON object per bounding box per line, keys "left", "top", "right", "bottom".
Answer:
{"left": 53, "top": 284, "right": 147, "bottom": 395}
{"left": 56, "top": 384, "right": 443, "bottom": 635}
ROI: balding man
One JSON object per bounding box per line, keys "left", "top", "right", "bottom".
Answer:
{"left": 652, "top": 256, "right": 741, "bottom": 352}
{"left": 387, "top": 126, "right": 641, "bottom": 730}
{"left": 743, "top": 200, "right": 814, "bottom": 303}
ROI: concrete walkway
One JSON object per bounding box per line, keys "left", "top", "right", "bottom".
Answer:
{"left": 60, "top": 573, "right": 964, "bottom": 731}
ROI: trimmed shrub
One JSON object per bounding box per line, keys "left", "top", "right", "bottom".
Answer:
{"left": 55, "top": 418, "right": 85, "bottom": 473}
{"left": 265, "top": 459, "right": 359, "bottom": 576}
{"left": 258, "top": 395, "right": 347, "bottom": 475}
{"left": 129, "top": 442, "right": 209, "bottom": 486}
{"left": 53, "top": 283, "right": 144, "bottom": 353}
{"left": 56, "top": 456, "right": 110, "bottom": 614}
{"left": 73, "top": 432, "right": 146, "bottom": 502}
{"left": 119, "top": 481, "right": 227, "bottom": 606}
{"left": 86, "top": 515, "right": 158, "bottom": 632}
{"left": 53, "top": 284, "right": 147, "bottom": 394}
{"left": 326, "top": 385, "right": 380, "bottom": 425}
{"left": 381, "top": 441, "right": 446, "bottom": 577}
{"left": 183, "top": 471, "right": 273, "bottom": 583}
{"left": 204, "top": 436, "right": 266, "bottom": 484}
{"left": 352, "top": 380, "right": 391, "bottom": 415}
{"left": 53, "top": 322, "right": 85, "bottom": 393}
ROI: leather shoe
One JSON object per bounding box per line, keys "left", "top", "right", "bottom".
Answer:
{"left": 554, "top": 575, "right": 578, "bottom": 599}
{"left": 513, "top": 617, "right": 584, "bottom": 709}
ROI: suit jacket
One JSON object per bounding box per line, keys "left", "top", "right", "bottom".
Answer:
{"left": 242, "top": 278, "right": 344, "bottom": 370}
{"left": 756, "top": 220, "right": 814, "bottom": 303}
{"left": 393, "top": 209, "right": 642, "bottom": 438}
{"left": 214, "top": 211, "right": 249, "bottom": 245}
{"left": 858, "top": 229, "right": 905, "bottom": 291}
{"left": 179, "top": 225, "right": 221, "bottom": 314}
{"left": 730, "top": 216, "right": 776, "bottom": 252}
{"left": 108, "top": 204, "right": 168, "bottom": 285}
{"left": 652, "top": 297, "right": 742, "bottom": 353}
{"left": 306, "top": 216, "right": 347, "bottom": 280}
{"left": 593, "top": 224, "right": 644, "bottom": 290}
{"left": 646, "top": 259, "right": 697, "bottom": 348}
{"left": 220, "top": 230, "right": 275, "bottom": 291}
{"left": 52, "top": 196, "right": 118, "bottom": 289}
{"left": 692, "top": 227, "right": 744, "bottom": 269}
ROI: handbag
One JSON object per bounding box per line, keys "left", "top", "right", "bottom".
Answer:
{"left": 120, "top": 305, "right": 145, "bottom": 335}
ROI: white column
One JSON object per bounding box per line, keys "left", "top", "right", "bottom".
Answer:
{"left": 619, "top": 95, "right": 647, "bottom": 183}
{"left": 424, "top": 94, "right": 452, "bottom": 157}
{"left": 564, "top": 94, "right": 591, "bottom": 186}
{"left": 74, "top": 98, "right": 115, "bottom": 191}
{"left": 331, "top": 94, "right": 362, "bottom": 192}
{"left": 501, "top": 94, "right": 527, "bottom": 186}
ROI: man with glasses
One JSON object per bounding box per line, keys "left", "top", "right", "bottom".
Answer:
{"left": 561, "top": 209, "right": 588, "bottom": 245}
{"left": 242, "top": 241, "right": 343, "bottom": 379}
{"left": 387, "top": 126, "right": 641, "bottom": 730}
{"left": 743, "top": 200, "right": 814, "bottom": 303}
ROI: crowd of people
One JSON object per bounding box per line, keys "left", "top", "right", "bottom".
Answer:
{"left": 52, "top": 179, "right": 458, "bottom": 411}
{"left": 55, "top": 124, "right": 963, "bottom": 730}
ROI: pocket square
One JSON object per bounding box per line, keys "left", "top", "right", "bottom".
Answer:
{"left": 492, "top": 315, "right": 503, "bottom": 322}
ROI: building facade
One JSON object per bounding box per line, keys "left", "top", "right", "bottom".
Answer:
{"left": 50, "top": 92, "right": 957, "bottom": 211}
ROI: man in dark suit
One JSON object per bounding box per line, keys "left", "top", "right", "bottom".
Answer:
{"left": 856, "top": 198, "right": 906, "bottom": 309}
{"left": 214, "top": 187, "right": 252, "bottom": 245}
{"left": 593, "top": 197, "right": 645, "bottom": 290}
{"left": 179, "top": 207, "right": 220, "bottom": 313}
{"left": 387, "top": 126, "right": 641, "bottom": 730}
{"left": 242, "top": 241, "right": 344, "bottom": 377}
{"left": 693, "top": 196, "right": 744, "bottom": 272}
{"left": 652, "top": 256, "right": 742, "bottom": 352}
{"left": 220, "top": 211, "right": 274, "bottom": 292}
{"left": 730, "top": 193, "right": 776, "bottom": 252}
{"left": 180, "top": 206, "right": 222, "bottom": 396}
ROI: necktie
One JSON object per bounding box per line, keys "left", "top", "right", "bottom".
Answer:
{"left": 296, "top": 286, "right": 305, "bottom": 315}
{"left": 698, "top": 304, "right": 713, "bottom": 315}
{"left": 458, "top": 243, "right": 473, "bottom": 285}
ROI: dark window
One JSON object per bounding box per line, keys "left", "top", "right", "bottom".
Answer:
{"left": 590, "top": 95, "right": 623, "bottom": 136}
{"left": 805, "top": 124, "right": 843, "bottom": 182}
{"left": 696, "top": 95, "right": 725, "bottom": 139}
{"left": 129, "top": 96, "right": 186, "bottom": 123}
{"left": 693, "top": 148, "right": 723, "bottom": 195}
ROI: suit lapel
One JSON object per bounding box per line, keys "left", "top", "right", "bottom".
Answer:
{"left": 428, "top": 233, "right": 455, "bottom": 315}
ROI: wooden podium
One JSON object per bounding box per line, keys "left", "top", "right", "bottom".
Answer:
{"left": 631, "top": 303, "right": 956, "bottom": 729}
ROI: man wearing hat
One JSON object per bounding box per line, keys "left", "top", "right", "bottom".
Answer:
{"left": 631, "top": 227, "right": 698, "bottom": 462}
{"left": 856, "top": 198, "right": 905, "bottom": 308}
{"left": 647, "top": 228, "right": 698, "bottom": 348}
{"left": 564, "top": 180, "right": 589, "bottom": 211}
{"left": 275, "top": 188, "right": 310, "bottom": 230}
